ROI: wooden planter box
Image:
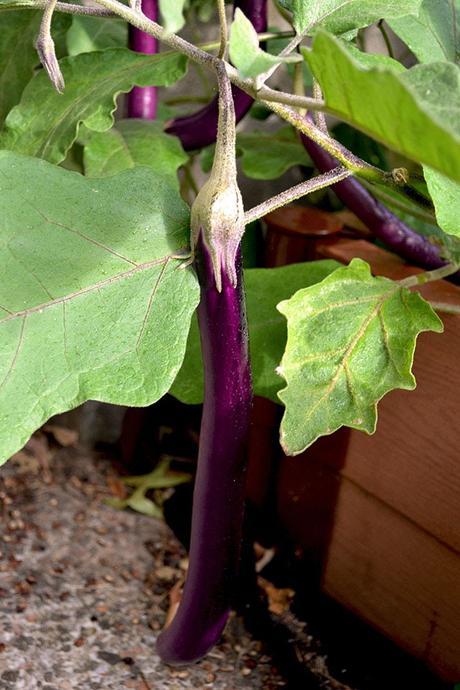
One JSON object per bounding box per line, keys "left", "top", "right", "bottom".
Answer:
{"left": 247, "top": 207, "right": 460, "bottom": 682}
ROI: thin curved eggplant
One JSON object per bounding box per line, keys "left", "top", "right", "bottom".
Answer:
{"left": 156, "top": 240, "right": 252, "bottom": 664}
{"left": 166, "top": 0, "right": 267, "bottom": 150}
{"left": 157, "top": 62, "right": 252, "bottom": 664}
{"left": 301, "top": 125, "right": 450, "bottom": 271}
{"left": 127, "top": 0, "right": 159, "bottom": 119}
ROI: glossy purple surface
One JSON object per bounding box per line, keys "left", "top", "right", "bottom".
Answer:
{"left": 127, "top": 0, "right": 158, "bottom": 119}
{"left": 156, "top": 237, "right": 253, "bottom": 665}
{"left": 166, "top": 0, "right": 268, "bottom": 150}
{"left": 301, "top": 125, "right": 449, "bottom": 271}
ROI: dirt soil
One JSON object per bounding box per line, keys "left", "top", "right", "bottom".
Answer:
{"left": 0, "top": 439, "right": 285, "bottom": 690}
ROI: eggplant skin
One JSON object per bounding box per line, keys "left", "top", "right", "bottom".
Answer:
{"left": 127, "top": 0, "right": 159, "bottom": 119}
{"left": 156, "top": 238, "right": 252, "bottom": 665}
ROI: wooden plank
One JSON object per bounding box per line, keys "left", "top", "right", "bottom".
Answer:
{"left": 323, "top": 479, "right": 460, "bottom": 682}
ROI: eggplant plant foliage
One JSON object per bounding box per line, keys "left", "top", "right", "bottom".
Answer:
{"left": 0, "top": 0, "right": 458, "bottom": 666}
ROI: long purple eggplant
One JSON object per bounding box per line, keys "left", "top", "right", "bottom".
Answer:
{"left": 157, "top": 61, "right": 252, "bottom": 664}
{"left": 127, "top": 0, "right": 158, "bottom": 119}
{"left": 156, "top": 241, "right": 252, "bottom": 664}
{"left": 301, "top": 126, "right": 450, "bottom": 271}
{"left": 166, "top": 0, "right": 267, "bottom": 150}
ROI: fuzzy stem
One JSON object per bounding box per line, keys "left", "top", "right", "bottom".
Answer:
{"left": 127, "top": 0, "right": 158, "bottom": 119}
{"left": 263, "top": 100, "right": 384, "bottom": 182}
{"left": 217, "top": 0, "right": 229, "bottom": 59}
{"left": 1, "top": 1, "right": 116, "bottom": 14}
{"left": 244, "top": 166, "right": 352, "bottom": 224}
{"left": 156, "top": 239, "right": 252, "bottom": 664}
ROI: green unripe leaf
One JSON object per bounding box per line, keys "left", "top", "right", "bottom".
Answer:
{"left": 277, "top": 259, "right": 443, "bottom": 455}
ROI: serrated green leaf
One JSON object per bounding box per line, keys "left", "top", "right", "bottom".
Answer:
{"left": 159, "top": 0, "right": 187, "bottom": 33}
{"left": 389, "top": 0, "right": 459, "bottom": 64}
{"left": 0, "top": 12, "right": 71, "bottom": 125}
{"left": 424, "top": 167, "right": 460, "bottom": 237}
{"left": 170, "top": 260, "right": 340, "bottom": 404}
{"left": 81, "top": 119, "right": 188, "bottom": 185}
{"left": 0, "top": 151, "right": 199, "bottom": 466}
{"left": 279, "top": 0, "right": 422, "bottom": 36}
{"left": 229, "top": 8, "right": 300, "bottom": 78}
{"left": 67, "top": 16, "right": 128, "bottom": 55}
{"left": 304, "top": 31, "right": 460, "bottom": 182}
{"left": 277, "top": 258, "right": 443, "bottom": 455}
{"left": 0, "top": 49, "right": 187, "bottom": 164}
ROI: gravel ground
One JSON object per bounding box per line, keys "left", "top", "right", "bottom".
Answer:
{"left": 0, "top": 436, "right": 285, "bottom": 690}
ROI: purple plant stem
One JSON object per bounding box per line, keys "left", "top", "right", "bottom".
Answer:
{"left": 127, "top": 0, "right": 158, "bottom": 119}
{"left": 156, "top": 237, "right": 253, "bottom": 665}
{"left": 300, "top": 125, "right": 449, "bottom": 271}
{"left": 166, "top": 0, "right": 268, "bottom": 150}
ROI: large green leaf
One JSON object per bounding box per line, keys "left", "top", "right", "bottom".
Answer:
{"left": 305, "top": 31, "right": 460, "bottom": 182}
{"left": 0, "top": 49, "right": 187, "bottom": 164}
{"left": 81, "top": 119, "right": 188, "bottom": 185}
{"left": 277, "top": 258, "right": 443, "bottom": 455}
{"left": 67, "top": 16, "right": 128, "bottom": 56}
{"left": 0, "top": 151, "right": 199, "bottom": 466}
{"left": 424, "top": 167, "right": 460, "bottom": 237}
{"left": 278, "top": 0, "right": 422, "bottom": 35}
{"left": 389, "top": 0, "right": 459, "bottom": 64}
{"left": 0, "top": 12, "right": 71, "bottom": 125}
{"left": 170, "top": 260, "right": 340, "bottom": 404}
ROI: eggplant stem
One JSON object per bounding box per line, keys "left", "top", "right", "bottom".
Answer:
{"left": 244, "top": 166, "right": 352, "bottom": 224}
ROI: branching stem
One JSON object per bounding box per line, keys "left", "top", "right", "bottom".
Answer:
{"left": 24, "top": 0, "right": 419, "bottom": 192}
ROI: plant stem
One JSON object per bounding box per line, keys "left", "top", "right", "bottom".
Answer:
{"left": 428, "top": 302, "right": 460, "bottom": 315}
{"left": 29, "top": 0, "right": 395, "bottom": 188}
{"left": 217, "top": 0, "right": 229, "bottom": 59}
{"left": 244, "top": 166, "right": 352, "bottom": 224}
{"left": 30, "top": 0, "right": 412, "bottom": 190}
{"left": 262, "top": 99, "right": 385, "bottom": 182}
{"left": 312, "top": 79, "right": 328, "bottom": 132}
{"left": 156, "top": 239, "right": 252, "bottom": 664}
{"left": 400, "top": 263, "right": 459, "bottom": 288}
{"left": 378, "top": 19, "right": 395, "bottom": 59}
{"left": 127, "top": 0, "right": 158, "bottom": 119}
{"left": 1, "top": 0, "right": 117, "bottom": 15}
